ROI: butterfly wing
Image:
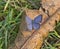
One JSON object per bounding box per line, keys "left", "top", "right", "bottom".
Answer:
{"left": 25, "top": 16, "right": 32, "bottom": 30}
{"left": 33, "top": 15, "right": 42, "bottom": 30}
{"left": 34, "top": 15, "right": 42, "bottom": 23}
{"left": 33, "top": 23, "right": 40, "bottom": 30}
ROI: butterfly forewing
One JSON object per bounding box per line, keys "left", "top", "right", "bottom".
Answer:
{"left": 26, "top": 16, "right": 32, "bottom": 24}
{"left": 25, "top": 16, "right": 32, "bottom": 30}
{"left": 34, "top": 15, "right": 42, "bottom": 23}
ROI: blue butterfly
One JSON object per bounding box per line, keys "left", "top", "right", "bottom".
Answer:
{"left": 25, "top": 15, "right": 42, "bottom": 31}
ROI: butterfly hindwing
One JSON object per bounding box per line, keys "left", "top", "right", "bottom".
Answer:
{"left": 33, "top": 23, "right": 40, "bottom": 30}
{"left": 25, "top": 16, "right": 32, "bottom": 30}
{"left": 27, "top": 24, "right": 32, "bottom": 31}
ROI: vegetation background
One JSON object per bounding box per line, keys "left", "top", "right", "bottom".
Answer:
{"left": 0, "top": 0, "right": 60, "bottom": 49}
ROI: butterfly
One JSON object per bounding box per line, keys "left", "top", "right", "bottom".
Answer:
{"left": 25, "top": 15, "right": 42, "bottom": 31}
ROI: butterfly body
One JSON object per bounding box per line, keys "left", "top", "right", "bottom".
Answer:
{"left": 25, "top": 15, "right": 42, "bottom": 31}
